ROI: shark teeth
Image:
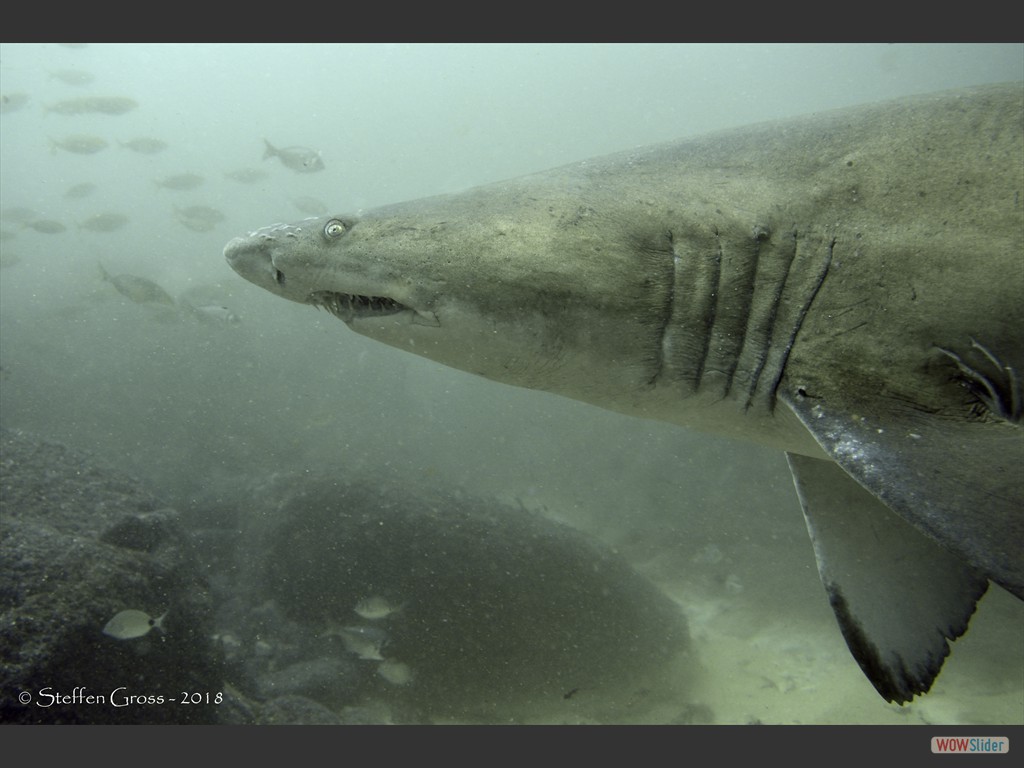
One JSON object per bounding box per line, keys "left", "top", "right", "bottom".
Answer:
{"left": 309, "top": 290, "right": 406, "bottom": 322}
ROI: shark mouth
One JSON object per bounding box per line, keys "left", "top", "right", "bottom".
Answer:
{"left": 308, "top": 290, "right": 407, "bottom": 322}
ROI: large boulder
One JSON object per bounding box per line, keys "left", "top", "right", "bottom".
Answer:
{"left": 220, "top": 474, "right": 696, "bottom": 723}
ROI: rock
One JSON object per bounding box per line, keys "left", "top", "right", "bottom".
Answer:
{"left": 258, "top": 694, "right": 342, "bottom": 725}
{"left": 233, "top": 473, "right": 695, "bottom": 722}
{"left": 255, "top": 656, "right": 362, "bottom": 702}
{"left": 0, "top": 427, "right": 222, "bottom": 723}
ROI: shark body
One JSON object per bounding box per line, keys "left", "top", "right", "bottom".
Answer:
{"left": 225, "top": 83, "right": 1024, "bottom": 703}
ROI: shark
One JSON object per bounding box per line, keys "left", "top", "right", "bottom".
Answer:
{"left": 224, "top": 83, "right": 1023, "bottom": 704}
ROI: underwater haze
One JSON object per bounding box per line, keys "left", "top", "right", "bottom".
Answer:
{"left": 1, "top": 43, "right": 1023, "bottom": 725}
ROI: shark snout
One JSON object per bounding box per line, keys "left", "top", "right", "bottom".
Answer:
{"left": 223, "top": 235, "right": 264, "bottom": 275}
{"left": 223, "top": 235, "right": 284, "bottom": 293}
{"left": 222, "top": 236, "right": 251, "bottom": 268}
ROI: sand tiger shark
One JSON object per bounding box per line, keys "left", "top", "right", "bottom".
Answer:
{"left": 225, "top": 83, "right": 1023, "bottom": 704}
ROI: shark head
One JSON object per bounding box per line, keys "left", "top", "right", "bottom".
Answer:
{"left": 224, "top": 189, "right": 678, "bottom": 412}
{"left": 224, "top": 216, "right": 442, "bottom": 327}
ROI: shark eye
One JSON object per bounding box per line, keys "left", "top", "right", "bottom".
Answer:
{"left": 324, "top": 219, "right": 347, "bottom": 238}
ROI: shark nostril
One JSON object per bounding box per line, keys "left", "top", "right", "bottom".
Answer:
{"left": 274, "top": 268, "right": 285, "bottom": 286}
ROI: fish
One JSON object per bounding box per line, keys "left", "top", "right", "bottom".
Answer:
{"left": 334, "top": 625, "right": 388, "bottom": 661}
{"left": 224, "top": 168, "right": 269, "bottom": 184}
{"left": 154, "top": 173, "right": 204, "bottom": 190}
{"left": 224, "top": 84, "right": 1024, "bottom": 705}
{"left": 0, "top": 92, "right": 31, "bottom": 114}
{"left": 78, "top": 212, "right": 129, "bottom": 232}
{"left": 99, "top": 263, "right": 175, "bottom": 305}
{"left": 377, "top": 660, "right": 413, "bottom": 685}
{"left": 49, "top": 135, "right": 108, "bottom": 155}
{"left": 44, "top": 96, "right": 138, "bottom": 116}
{"left": 291, "top": 196, "right": 329, "bottom": 216}
{"left": 24, "top": 219, "right": 67, "bottom": 234}
{"left": 176, "top": 219, "right": 218, "bottom": 233}
{"left": 118, "top": 137, "right": 169, "bottom": 154}
{"left": 64, "top": 182, "right": 97, "bottom": 199}
{"left": 1, "top": 207, "right": 40, "bottom": 224}
{"left": 354, "top": 596, "right": 404, "bottom": 620}
{"left": 174, "top": 205, "right": 225, "bottom": 232}
{"left": 48, "top": 68, "right": 95, "bottom": 86}
{"left": 103, "top": 609, "right": 167, "bottom": 640}
{"left": 181, "top": 302, "right": 241, "bottom": 325}
{"left": 262, "top": 139, "right": 325, "bottom": 173}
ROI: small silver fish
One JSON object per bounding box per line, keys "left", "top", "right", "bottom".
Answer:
{"left": 119, "top": 137, "right": 169, "bottom": 154}
{"left": 44, "top": 96, "right": 138, "bottom": 116}
{"left": 262, "top": 139, "right": 324, "bottom": 173}
{"left": 177, "top": 219, "right": 217, "bottom": 233}
{"left": 1, "top": 207, "right": 40, "bottom": 224}
{"left": 175, "top": 205, "right": 224, "bottom": 221}
{"left": 291, "top": 196, "right": 328, "bottom": 216}
{"left": 48, "top": 69, "right": 95, "bottom": 87}
{"left": 103, "top": 609, "right": 167, "bottom": 640}
{"left": 99, "top": 263, "right": 175, "bottom": 305}
{"left": 174, "top": 205, "right": 225, "bottom": 232}
{"left": 78, "top": 212, "right": 129, "bottom": 232}
{"left": 224, "top": 168, "right": 269, "bottom": 184}
{"left": 154, "top": 173, "right": 204, "bottom": 190}
{"left": 377, "top": 660, "right": 413, "bottom": 685}
{"left": 184, "top": 302, "right": 241, "bottom": 325}
{"left": 25, "top": 219, "right": 67, "bottom": 234}
{"left": 49, "top": 135, "right": 108, "bottom": 155}
{"left": 336, "top": 625, "right": 387, "bottom": 660}
{"left": 0, "top": 93, "right": 31, "bottom": 114}
{"left": 64, "top": 182, "right": 97, "bottom": 199}
{"left": 354, "top": 596, "right": 404, "bottom": 620}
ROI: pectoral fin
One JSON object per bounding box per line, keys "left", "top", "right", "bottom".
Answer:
{"left": 786, "top": 453, "right": 989, "bottom": 703}
{"left": 779, "top": 368, "right": 1023, "bottom": 601}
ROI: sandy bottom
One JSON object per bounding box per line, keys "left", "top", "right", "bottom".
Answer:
{"left": 667, "top": 585, "right": 1023, "bottom": 725}
{"left": 455, "top": 584, "right": 1023, "bottom": 726}
{"left": 483, "top": 478, "right": 1024, "bottom": 726}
